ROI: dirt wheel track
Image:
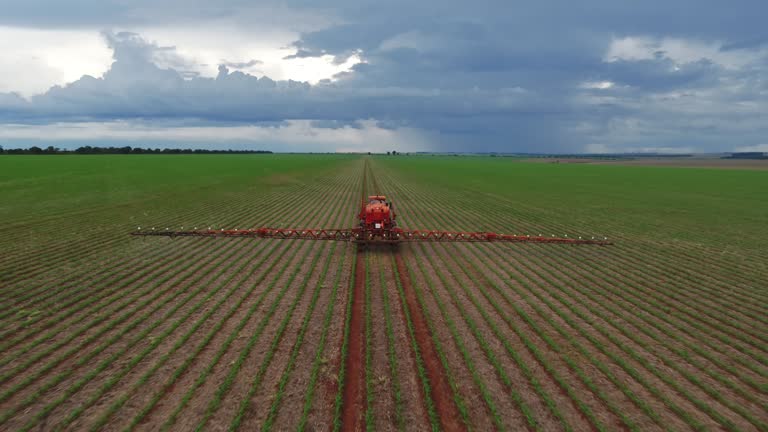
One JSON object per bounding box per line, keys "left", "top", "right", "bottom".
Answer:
{"left": 341, "top": 249, "right": 367, "bottom": 431}
{"left": 393, "top": 252, "right": 466, "bottom": 432}
{"left": 339, "top": 160, "right": 465, "bottom": 431}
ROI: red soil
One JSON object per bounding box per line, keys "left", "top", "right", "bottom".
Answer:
{"left": 341, "top": 250, "right": 366, "bottom": 431}
{"left": 393, "top": 253, "right": 466, "bottom": 432}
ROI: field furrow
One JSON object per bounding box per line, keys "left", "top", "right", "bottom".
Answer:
{"left": 2, "top": 154, "right": 764, "bottom": 431}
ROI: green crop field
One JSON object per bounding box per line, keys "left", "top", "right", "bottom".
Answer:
{"left": 378, "top": 156, "right": 768, "bottom": 250}
{"left": 1, "top": 154, "right": 766, "bottom": 431}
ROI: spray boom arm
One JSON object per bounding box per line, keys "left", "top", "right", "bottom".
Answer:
{"left": 131, "top": 227, "right": 612, "bottom": 245}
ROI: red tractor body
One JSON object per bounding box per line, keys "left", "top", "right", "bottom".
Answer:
{"left": 132, "top": 192, "right": 611, "bottom": 246}
{"left": 358, "top": 195, "right": 397, "bottom": 241}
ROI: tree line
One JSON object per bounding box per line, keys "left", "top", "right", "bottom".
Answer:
{"left": 0, "top": 145, "right": 272, "bottom": 155}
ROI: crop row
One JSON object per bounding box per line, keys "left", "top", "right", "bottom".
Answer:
{"left": 378, "top": 166, "right": 637, "bottom": 428}
{"left": 412, "top": 165, "right": 760, "bottom": 428}
{"left": 377, "top": 163, "right": 768, "bottom": 308}
{"left": 374, "top": 251, "right": 405, "bottom": 430}
{"left": 1, "top": 161, "right": 361, "bottom": 431}
{"left": 103, "top": 167, "right": 357, "bottom": 431}
{"left": 163, "top": 161, "right": 359, "bottom": 431}
{"left": 3, "top": 236, "right": 249, "bottom": 429}
{"left": 402, "top": 179, "right": 768, "bottom": 418}
{"left": 392, "top": 185, "right": 623, "bottom": 430}
{"left": 377, "top": 164, "right": 767, "bottom": 367}
{"left": 150, "top": 161, "right": 359, "bottom": 431}
{"left": 387, "top": 253, "right": 442, "bottom": 431}
{"left": 0, "top": 188, "right": 257, "bottom": 290}
{"left": 1, "top": 162, "right": 355, "bottom": 344}
{"left": 440, "top": 183, "right": 768, "bottom": 379}
{"left": 396, "top": 168, "right": 760, "bottom": 418}
{"left": 391, "top": 166, "right": 768, "bottom": 325}
{"left": 1, "top": 158, "right": 351, "bottom": 292}
{"left": 0, "top": 159, "right": 347, "bottom": 274}
{"left": 364, "top": 251, "right": 375, "bottom": 430}
{"left": 0, "top": 169, "right": 351, "bottom": 378}
{"left": 0, "top": 168, "right": 331, "bottom": 315}
{"left": 0, "top": 185, "right": 301, "bottom": 347}
{"left": 373, "top": 160, "right": 764, "bottom": 430}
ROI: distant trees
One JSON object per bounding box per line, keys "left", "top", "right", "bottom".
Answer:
{"left": 1, "top": 146, "right": 273, "bottom": 155}
{"left": 724, "top": 152, "right": 768, "bottom": 159}
{"left": 0, "top": 145, "right": 63, "bottom": 154}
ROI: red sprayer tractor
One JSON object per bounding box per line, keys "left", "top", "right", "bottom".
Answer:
{"left": 131, "top": 193, "right": 611, "bottom": 247}
{"left": 132, "top": 158, "right": 611, "bottom": 246}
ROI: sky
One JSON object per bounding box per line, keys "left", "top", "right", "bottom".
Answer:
{"left": 0, "top": 0, "right": 766, "bottom": 153}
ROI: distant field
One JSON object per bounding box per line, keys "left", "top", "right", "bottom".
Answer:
{"left": 526, "top": 156, "right": 768, "bottom": 170}
{"left": 1, "top": 154, "right": 766, "bottom": 431}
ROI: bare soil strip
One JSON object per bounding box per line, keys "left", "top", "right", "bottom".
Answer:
{"left": 339, "top": 157, "right": 369, "bottom": 431}
{"left": 367, "top": 251, "right": 397, "bottom": 430}
{"left": 379, "top": 251, "right": 429, "bottom": 430}
{"left": 393, "top": 252, "right": 466, "bottom": 432}
{"left": 407, "top": 244, "right": 510, "bottom": 431}
{"left": 341, "top": 249, "right": 367, "bottom": 431}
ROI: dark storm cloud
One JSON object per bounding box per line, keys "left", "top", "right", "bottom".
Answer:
{"left": 0, "top": 1, "right": 767, "bottom": 152}
{"left": 1, "top": 32, "right": 557, "bottom": 125}
{"left": 720, "top": 36, "right": 768, "bottom": 52}
{"left": 597, "top": 57, "right": 722, "bottom": 92}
